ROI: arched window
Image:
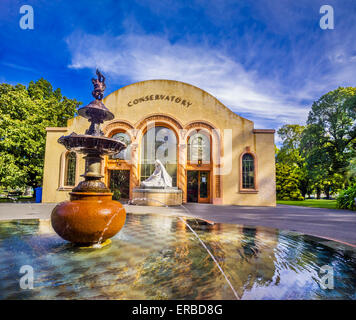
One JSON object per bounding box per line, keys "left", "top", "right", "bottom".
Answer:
{"left": 64, "top": 152, "right": 76, "bottom": 186}
{"left": 242, "top": 153, "right": 255, "bottom": 189}
{"left": 140, "top": 126, "right": 177, "bottom": 186}
{"left": 110, "top": 132, "right": 131, "bottom": 160}
{"left": 188, "top": 132, "right": 210, "bottom": 164}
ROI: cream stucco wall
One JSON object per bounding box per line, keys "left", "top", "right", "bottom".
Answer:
{"left": 42, "top": 79, "right": 276, "bottom": 206}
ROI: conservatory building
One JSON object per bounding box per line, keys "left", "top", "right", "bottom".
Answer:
{"left": 42, "top": 80, "right": 276, "bottom": 206}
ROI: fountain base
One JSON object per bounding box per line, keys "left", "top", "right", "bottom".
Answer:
{"left": 132, "top": 187, "right": 183, "bottom": 206}
{"left": 51, "top": 192, "right": 126, "bottom": 245}
{"left": 79, "top": 239, "right": 112, "bottom": 249}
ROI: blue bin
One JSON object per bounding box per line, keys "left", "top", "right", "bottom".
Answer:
{"left": 35, "top": 187, "right": 42, "bottom": 203}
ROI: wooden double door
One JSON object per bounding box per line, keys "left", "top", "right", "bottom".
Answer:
{"left": 187, "top": 170, "right": 210, "bottom": 203}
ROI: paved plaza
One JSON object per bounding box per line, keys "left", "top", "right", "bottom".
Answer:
{"left": 0, "top": 203, "right": 355, "bottom": 246}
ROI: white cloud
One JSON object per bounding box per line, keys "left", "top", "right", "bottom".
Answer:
{"left": 66, "top": 32, "right": 311, "bottom": 129}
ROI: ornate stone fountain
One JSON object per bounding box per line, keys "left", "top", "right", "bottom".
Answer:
{"left": 51, "top": 70, "right": 126, "bottom": 245}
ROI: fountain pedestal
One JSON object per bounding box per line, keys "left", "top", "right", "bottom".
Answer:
{"left": 132, "top": 187, "right": 183, "bottom": 206}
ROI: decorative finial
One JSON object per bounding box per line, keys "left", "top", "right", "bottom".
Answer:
{"left": 91, "top": 69, "right": 106, "bottom": 100}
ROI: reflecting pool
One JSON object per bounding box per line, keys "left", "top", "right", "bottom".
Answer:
{"left": 0, "top": 213, "right": 355, "bottom": 299}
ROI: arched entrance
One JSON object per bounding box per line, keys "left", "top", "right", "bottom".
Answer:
{"left": 183, "top": 121, "right": 221, "bottom": 204}
{"left": 140, "top": 126, "right": 178, "bottom": 186}
{"left": 103, "top": 121, "right": 135, "bottom": 202}
{"left": 186, "top": 129, "right": 212, "bottom": 203}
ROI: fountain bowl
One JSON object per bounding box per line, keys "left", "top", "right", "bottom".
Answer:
{"left": 58, "top": 133, "right": 126, "bottom": 156}
{"left": 51, "top": 193, "right": 126, "bottom": 245}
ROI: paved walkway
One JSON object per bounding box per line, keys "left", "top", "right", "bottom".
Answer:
{"left": 181, "top": 203, "right": 356, "bottom": 246}
{"left": 0, "top": 203, "right": 355, "bottom": 246}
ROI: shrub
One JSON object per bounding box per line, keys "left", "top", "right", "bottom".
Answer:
{"left": 336, "top": 185, "right": 356, "bottom": 210}
{"left": 112, "top": 189, "right": 121, "bottom": 201}
{"left": 276, "top": 163, "right": 304, "bottom": 201}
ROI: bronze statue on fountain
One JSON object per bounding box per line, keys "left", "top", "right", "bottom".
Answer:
{"left": 51, "top": 69, "right": 127, "bottom": 246}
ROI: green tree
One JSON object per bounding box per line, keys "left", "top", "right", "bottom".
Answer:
{"left": 276, "top": 125, "right": 310, "bottom": 198}
{"left": 277, "top": 124, "right": 305, "bottom": 150}
{"left": 0, "top": 79, "right": 81, "bottom": 190}
{"left": 301, "top": 87, "right": 356, "bottom": 198}
{"left": 346, "top": 158, "right": 356, "bottom": 184}
{"left": 275, "top": 161, "right": 304, "bottom": 201}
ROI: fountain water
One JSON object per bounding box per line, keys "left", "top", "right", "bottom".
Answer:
{"left": 94, "top": 207, "right": 126, "bottom": 248}
{"left": 128, "top": 197, "right": 239, "bottom": 299}
{"left": 1, "top": 208, "right": 356, "bottom": 298}
{"left": 51, "top": 70, "right": 127, "bottom": 246}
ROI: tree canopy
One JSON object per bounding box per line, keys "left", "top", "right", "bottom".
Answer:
{"left": 276, "top": 87, "right": 356, "bottom": 200}
{"left": 0, "top": 79, "right": 81, "bottom": 190}
{"left": 276, "top": 125, "right": 308, "bottom": 200}
{"left": 301, "top": 87, "right": 356, "bottom": 175}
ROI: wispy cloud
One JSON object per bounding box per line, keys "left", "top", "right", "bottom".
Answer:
{"left": 66, "top": 32, "right": 311, "bottom": 129}
{"left": 1, "top": 62, "right": 39, "bottom": 73}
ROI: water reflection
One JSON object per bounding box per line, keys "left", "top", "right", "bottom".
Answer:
{"left": 0, "top": 214, "right": 355, "bottom": 300}
{"left": 187, "top": 219, "right": 356, "bottom": 299}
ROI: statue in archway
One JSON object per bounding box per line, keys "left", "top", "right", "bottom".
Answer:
{"left": 141, "top": 159, "right": 172, "bottom": 188}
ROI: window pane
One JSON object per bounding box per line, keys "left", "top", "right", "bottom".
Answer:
{"left": 65, "top": 152, "right": 76, "bottom": 186}
{"left": 110, "top": 132, "right": 131, "bottom": 160}
{"left": 188, "top": 132, "right": 210, "bottom": 163}
{"left": 199, "top": 171, "right": 209, "bottom": 198}
{"left": 242, "top": 154, "right": 255, "bottom": 189}
{"left": 140, "top": 126, "right": 177, "bottom": 186}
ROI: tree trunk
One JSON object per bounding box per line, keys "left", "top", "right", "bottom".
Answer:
{"left": 316, "top": 188, "right": 321, "bottom": 199}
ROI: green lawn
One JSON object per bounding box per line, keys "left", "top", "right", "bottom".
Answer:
{"left": 277, "top": 199, "right": 337, "bottom": 209}
{"left": 0, "top": 196, "right": 35, "bottom": 203}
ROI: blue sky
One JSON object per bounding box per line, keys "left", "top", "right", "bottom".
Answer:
{"left": 1, "top": 0, "right": 355, "bottom": 138}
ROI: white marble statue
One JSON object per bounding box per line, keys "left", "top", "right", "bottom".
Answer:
{"left": 141, "top": 159, "right": 172, "bottom": 188}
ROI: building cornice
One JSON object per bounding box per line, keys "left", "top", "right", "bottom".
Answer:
{"left": 46, "top": 127, "right": 68, "bottom": 132}
{"left": 253, "top": 129, "right": 275, "bottom": 134}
